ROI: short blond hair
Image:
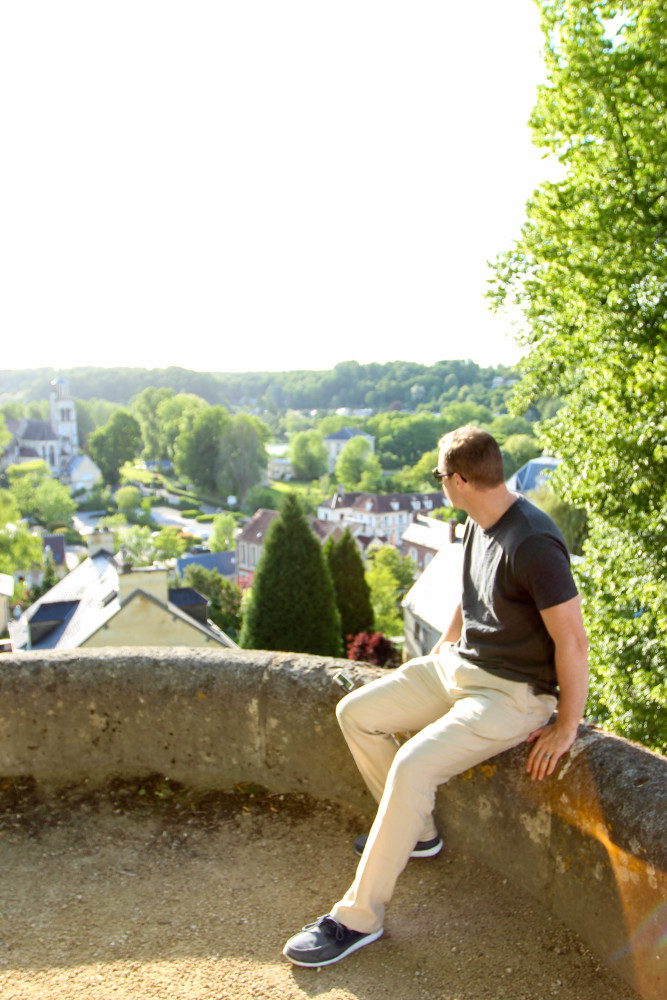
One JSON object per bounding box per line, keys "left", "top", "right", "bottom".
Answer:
{"left": 438, "top": 425, "right": 504, "bottom": 488}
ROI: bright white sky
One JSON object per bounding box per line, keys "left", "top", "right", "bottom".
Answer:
{"left": 1, "top": 1, "right": 554, "bottom": 375}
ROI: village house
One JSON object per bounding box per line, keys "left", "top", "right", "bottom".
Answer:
{"left": 316, "top": 488, "right": 447, "bottom": 547}
{"left": 10, "top": 530, "right": 237, "bottom": 651}
{"left": 401, "top": 538, "right": 464, "bottom": 660}
{"left": 400, "top": 514, "right": 460, "bottom": 573}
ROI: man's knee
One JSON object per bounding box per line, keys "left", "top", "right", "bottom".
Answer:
{"left": 336, "top": 684, "right": 377, "bottom": 734}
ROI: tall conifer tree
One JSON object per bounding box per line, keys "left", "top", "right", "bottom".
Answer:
{"left": 240, "top": 493, "right": 342, "bottom": 657}
{"left": 324, "top": 528, "right": 374, "bottom": 647}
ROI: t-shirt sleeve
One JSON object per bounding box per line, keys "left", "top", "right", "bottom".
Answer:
{"left": 513, "top": 534, "right": 578, "bottom": 610}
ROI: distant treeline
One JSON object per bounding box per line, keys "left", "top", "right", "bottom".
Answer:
{"left": 1, "top": 360, "right": 518, "bottom": 413}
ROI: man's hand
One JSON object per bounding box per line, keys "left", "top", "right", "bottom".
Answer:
{"left": 525, "top": 720, "right": 579, "bottom": 781}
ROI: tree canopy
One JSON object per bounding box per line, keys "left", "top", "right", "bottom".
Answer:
{"left": 324, "top": 528, "right": 374, "bottom": 644}
{"left": 88, "top": 410, "right": 143, "bottom": 486}
{"left": 489, "top": 0, "right": 667, "bottom": 751}
{"left": 240, "top": 493, "right": 342, "bottom": 657}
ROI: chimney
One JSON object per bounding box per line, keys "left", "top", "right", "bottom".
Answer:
{"left": 117, "top": 565, "right": 170, "bottom": 606}
{"left": 87, "top": 529, "right": 115, "bottom": 558}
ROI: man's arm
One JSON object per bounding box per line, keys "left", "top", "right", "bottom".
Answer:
{"left": 526, "top": 595, "right": 589, "bottom": 781}
{"left": 431, "top": 601, "right": 463, "bottom": 654}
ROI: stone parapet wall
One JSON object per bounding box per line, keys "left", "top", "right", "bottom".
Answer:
{"left": 0, "top": 648, "right": 664, "bottom": 999}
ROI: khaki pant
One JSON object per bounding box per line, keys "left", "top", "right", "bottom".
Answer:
{"left": 330, "top": 646, "right": 557, "bottom": 933}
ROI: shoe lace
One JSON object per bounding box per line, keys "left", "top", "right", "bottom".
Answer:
{"left": 303, "top": 914, "right": 345, "bottom": 941}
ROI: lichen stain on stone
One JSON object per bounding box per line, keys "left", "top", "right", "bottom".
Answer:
{"left": 555, "top": 855, "right": 571, "bottom": 874}
{"left": 477, "top": 795, "right": 492, "bottom": 821}
{"left": 520, "top": 807, "right": 551, "bottom": 844}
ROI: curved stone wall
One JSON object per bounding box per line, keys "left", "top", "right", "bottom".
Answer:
{"left": 0, "top": 648, "right": 664, "bottom": 999}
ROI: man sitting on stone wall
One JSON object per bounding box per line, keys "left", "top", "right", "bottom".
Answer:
{"left": 283, "top": 425, "right": 589, "bottom": 967}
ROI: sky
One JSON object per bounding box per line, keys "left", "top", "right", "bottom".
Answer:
{"left": 1, "top": 1, "right": 556, "bottom": 375}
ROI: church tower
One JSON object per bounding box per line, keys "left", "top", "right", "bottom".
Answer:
{"left": 49, "top": 377, "right": 79, "bottom": 473}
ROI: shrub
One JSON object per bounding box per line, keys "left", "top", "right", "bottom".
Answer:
{"left": 347, "top": 632, "right": 400, "bottom": 668}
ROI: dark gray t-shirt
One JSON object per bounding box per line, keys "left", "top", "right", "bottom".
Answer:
{"left": 455, "top": 495, "right": 578, "bottom": 694}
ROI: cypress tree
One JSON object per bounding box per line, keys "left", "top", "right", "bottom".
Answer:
{"left": 240, "top": 493, "right": 342, "bottom": 657}
{"left": 324, "top": 528, "right": 374, "bottom": 649}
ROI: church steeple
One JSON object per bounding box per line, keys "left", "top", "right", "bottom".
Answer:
{"left": 49, "top": 377, "right": 79, "bottom": 469}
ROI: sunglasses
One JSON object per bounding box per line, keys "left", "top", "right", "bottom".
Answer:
{"left": 432, "top": 468, "right": 467, "bottom": 484}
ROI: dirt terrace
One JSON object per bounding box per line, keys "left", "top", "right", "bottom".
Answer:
{"left": 0, "top": 778, "right": 638, "bottom": 1000}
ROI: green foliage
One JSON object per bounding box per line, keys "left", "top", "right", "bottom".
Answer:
{"left": 210, "top": 512, "right": 236, "bottom": 552}
{"left": 33, "top": 478, "right": 76, "bottom": 527}
{"left": 489, "top": 0, "right": 667, "bottom": 751}
{"left": 240, "top": 493, "right": 342, "bottom": 656}
{"left": 156, "top": 393, "right": 209, "bottom": 461}
{"left": 0, "top": 413, "right": 10, "bottom": 451}
{"left": 181, "top": 564, "right": 242, "bottom": 638}
{"left": 153, "top": 526, "right": 188, "bottom": 560}
{"left": 324, "top": 529, "right": 374, "bottom": 643}
{"left": 0, "top": 489, "right": 43, "bottom": 578}
{"left": 501, "top": 434, "right": 543, "bottom": 479}
{"left": 115, "top": 485, "right": 143, "bottom": 513}
{"left": 392, "top": 449, "right": 439, "bottom": 493}
{"left": 174, "top": 407, "right": 269, "bottom": 501}
{"left": 576, "top": 520, "right": 667, "bottom": 753}
{"left": 131, "top": 387, "right": 174, "bottom": 460}
{"left": 6, "top": 463, "right": 75, "bottom": 529}
{"left": 241, "top": 484, "right": 280, "bottom": 515}
{"left": 116, "top": 525, "right": 154, "bottom": 566}
{"left": 289, "top": 429, "right": 327, "bottom": 480}
{"left": 88, "top": 410, "right": 143, "bottom": 486}
{"left": 7, "top": 461, "right": 51, "bottom": 518}
{"left": 529, "top": 484, "right": 589, "bottom": 556}
{"left": 365, "top": 412, "right": 442, "bottom": 468}
{"left": 174, "top": 406, "right": 232, "bottom": 494}
{"left": 366, "top": 546, "right": 416, "bottom": 637}
{"left": 334, "top": 436, "right": 375, "bottom": 490}
{"left": 2, "top": 359, "right": 519, "bottom": 417}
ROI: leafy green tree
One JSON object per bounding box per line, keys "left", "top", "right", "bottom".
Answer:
{"left": 240, "top": 492, "right": 342, "bottom": 656}
{"left": 153, "top": 525, "right": 188, "bottom": 560}
{"left": 88, "top": 410, "right": 143, "bottom": 486}
{"left": 489, "top": 0, "right": 667, "bottom": 751}
{"left": 116, "top": 524, "right": 155, "bottom": 566}
{"left": 174, "top": 406, "right": 231, "bottom": 494}
{"left": 174, "top": 408, "right": 268, "bottom": 501}
{"left": 334, "top": 436, "right": 375, "bottom": 490}
{"left": 529, "top": 484, "right": 589, "bottom": 557}
{"left": 132, "top": 387, "right": 174, "bottom": 460}
{"left": 116, "top": 485, "right": 142, "bottom": 514}
{"left": 33, "top": 478, "right": 76, "bottom": 526}
{"left": 210, "top": 512, "right": 236, "bottom": 552}
{"left": 0, "top": 489, "right": 43, "bottom": 579}
{"left": 156, "top": 393, "right": 208, "bottom": 461}
{"left": 215, "top": 413, "right": 269, "bottom": 502}
{"left": 366, "top": 546, "right": 417, "bottom": 637}
{"left": 324, "top": 528, "right": 374, "bottom": 643}
{"left": 181, "top": 563, "right": 242, "bottom": 638}
{"left": 392, "top": 449, "right": 439, "bottom": 493}
{"left": 290, "top": 429, "right": 327, "bottom": 480}
{"left": 501, "top": 434, "right": 542, "bottom": 479}
{"left": 359, "top": 454, "right": 384, "bottom": 492}
{"left": 7, "top": 461, "right": 51, "bottom": 519}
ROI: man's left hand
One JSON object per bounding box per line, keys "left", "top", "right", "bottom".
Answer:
{"left": 525, "top": 722, "right": 578, "bottom": 781}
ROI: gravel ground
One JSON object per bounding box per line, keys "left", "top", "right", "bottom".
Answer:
{"left": 0, "top": 778, "right": 638, "bottom": 1000}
